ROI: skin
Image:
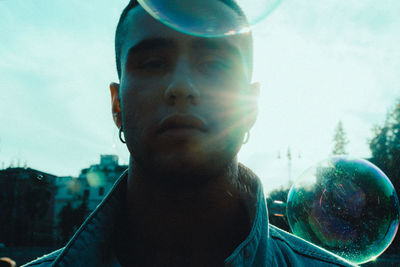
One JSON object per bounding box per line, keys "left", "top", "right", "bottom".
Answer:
{"left": 110, "top": 5, "right": 259, "bottom": 266}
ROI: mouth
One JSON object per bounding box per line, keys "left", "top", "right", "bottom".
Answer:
{"left": 158, "top": 114, "right": 208, "bottom": 135}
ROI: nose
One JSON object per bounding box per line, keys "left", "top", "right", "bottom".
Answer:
{"left": 164, "top": 62, "right": 200, "bottom": 106}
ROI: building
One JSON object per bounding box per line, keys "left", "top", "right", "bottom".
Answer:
{"left": 77, "top": 155, "right": 127, "bottom": 212}
{"left": 0, "top": 155, "right": 127, "bottom": 246}
{"left": 0, "top": 167, "right": 56, "bottom": 246}
{"left": 52, "top": 155, "right": 127, "bottom": 244}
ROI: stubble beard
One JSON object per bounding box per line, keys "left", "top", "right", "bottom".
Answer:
{"left": 130, "top": 144, "right": 238, "bottom": 191}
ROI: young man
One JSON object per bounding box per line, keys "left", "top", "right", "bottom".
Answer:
{"left": 24, "top": 1, "right": 356, "bottom": 266}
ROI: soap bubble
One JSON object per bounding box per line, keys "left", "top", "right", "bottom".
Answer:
{"left": 286, "top": 156, "right": 399, "bottom": 264}
{"left": 137, "top": 0, "right": 283, "bottom": 37}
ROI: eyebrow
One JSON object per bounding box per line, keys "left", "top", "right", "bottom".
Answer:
{"left": 125, "top": 37, "right": 243, "bottom": 65}
{"left": 126, "top": 38, "right": 176, "bottom": 60}
{"left": 191, "top": 39, "right": 242, "bottom": 59}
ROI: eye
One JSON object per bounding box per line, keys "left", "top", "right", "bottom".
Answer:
{"left": 198, "top": 58, "right": 231, "bottom": 74}
{"left": 137, "top": 57, "right": 169, "bottom": 72}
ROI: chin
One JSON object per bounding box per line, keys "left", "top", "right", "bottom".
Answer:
{"left": 151, "top": 153, "right": 227, "bottom": 186}
{"left": 130, "top": 135, "right": 241, "bottom": 185}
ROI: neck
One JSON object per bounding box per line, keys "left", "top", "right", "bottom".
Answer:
{"left": 120, "top": 157, "right": 252, "bottom": 266}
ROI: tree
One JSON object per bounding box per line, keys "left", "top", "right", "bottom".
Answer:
{"left": 369, "top": 98, "right": 400, "bottom": 254}
{"left": 57, "top": 198, "right": 88, "bottom": 245}
{"left": 332, "top": 121, "right": 349, "bottom": 155}
{"left": 370, "top": 100, "right": 400, "bottom": 190}
{"left": 57, "top": 202, "right": 75, "bottom": 244}
{"left": 74, "top": 198, "right": 88, "bottom": 227}
{"left": 389, "top": 102, "right": 400, "bottom": 187}
{"left": 369, "top": 124, "right": 390, "bottom": 174}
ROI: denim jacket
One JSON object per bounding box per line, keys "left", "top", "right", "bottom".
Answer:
{"left": 23, "top": 165, "right": 356, "bottom": 267}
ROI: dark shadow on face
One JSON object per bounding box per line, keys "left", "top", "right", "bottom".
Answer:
{"left": 113, "top": 5, "right": 258, "bottom": 184}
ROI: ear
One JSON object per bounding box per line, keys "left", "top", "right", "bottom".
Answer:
{"left": 245, "top": 82, "right": 260, "bottom": 130}
{"left": 110, "top": 82, "right": 122, "bottom": 128}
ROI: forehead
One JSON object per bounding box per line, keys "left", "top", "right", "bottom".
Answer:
{"left": 119, "top": 5, "right": 252, "bottom": 67}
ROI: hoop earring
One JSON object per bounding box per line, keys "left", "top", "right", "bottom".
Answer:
{"left": 243, "top": 130, "right": 250, "bottom": 144}
{"left": 119, "top": 126, "right": 126, "bottom": 144}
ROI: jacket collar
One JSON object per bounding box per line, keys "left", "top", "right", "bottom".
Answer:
{"left": 53, "top": 165, "right": 269, "bottom": 266}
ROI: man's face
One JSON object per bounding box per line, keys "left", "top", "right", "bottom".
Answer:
{"left": 112, "top": 6, "right": 258, "bottom": 181}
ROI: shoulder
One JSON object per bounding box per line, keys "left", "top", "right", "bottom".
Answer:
{"left": 21, "top": 248, "right": 63, "bottom": 267}
{"left": 269, "top": 225, "right": 357, "bottom": 267}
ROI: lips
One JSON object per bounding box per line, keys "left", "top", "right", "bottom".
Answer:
{"left": 158, "top": 114, "right": 207, "bottom": 134}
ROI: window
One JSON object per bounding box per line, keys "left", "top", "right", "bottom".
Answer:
{"left": 99, "top": 187, "right": 104, "bottom": 196}
{"left": 84, "top": 189, "right": 90, "bottom": 199}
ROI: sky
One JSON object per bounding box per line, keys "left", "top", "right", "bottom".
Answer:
{"left": 1, "top": 0, "right": 399, "bottom": 193}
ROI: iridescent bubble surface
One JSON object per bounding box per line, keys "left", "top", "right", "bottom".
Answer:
{"left": 287, "top": 156, "right": 399, "bottom": 264}
{"left": 137, "top": 0, "right": 283, "bottom": 37}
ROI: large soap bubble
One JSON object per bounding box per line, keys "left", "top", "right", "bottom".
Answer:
{"left": 286, "top": 156, "right": 399, "bottom": 264}
{"left": 137, "top": 0, "right": 283, "bottom": 37}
